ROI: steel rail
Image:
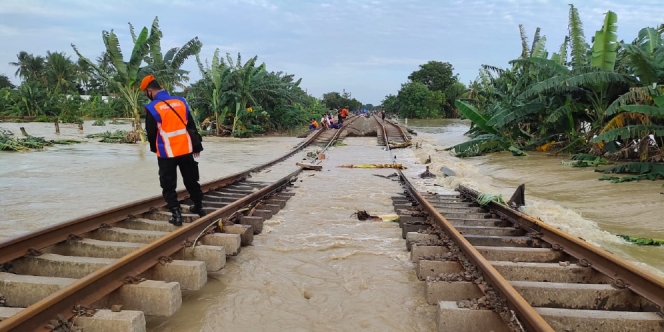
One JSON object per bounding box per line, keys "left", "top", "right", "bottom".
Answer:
{"left": 373, "top": 117, "right": 552, "bottom": 331}
{"left": 383, "top": 118, "right": 410, "bottom": 142}
{"left": 309, "top": 115, "right": 358, "bottom": 164}
{"left": 459, "top": 184, "right": 664, "bottom": 315}
{"left": 398, "top": 175, "right": 554, "bottom": 332}
{"left": 0, "top": 168, "right": 303, "bottom": 332}
{"left": 0, "top": 129, "right": 324, "bottom": 265}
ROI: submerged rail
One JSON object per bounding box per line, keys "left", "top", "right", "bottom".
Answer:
{"left": 0, "top": 128, "right": 333, "bottom": 331}
{"left": 459, "top": 185, "right": 664, "bottom": 316}
{"left": 0, "top": 169, "right": 302, "bottom": 332}
{"left": 0, "top": 129, "right": 325, "bottom": 265}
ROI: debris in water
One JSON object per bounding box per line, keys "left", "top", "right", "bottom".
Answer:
{"left": 373, "top": 172, "right": 398, "bottom": 179}
{"left": 439, "top": 167, "right": 456, "bottom": 177}
{"left": 303, "top": 290, "right": 312, "bottom": 300}
{"left": 338, "top": 164, "right": 406, "bottom": 169}
{"left": 350, "top": 210, "right": 399, "bottom": 222}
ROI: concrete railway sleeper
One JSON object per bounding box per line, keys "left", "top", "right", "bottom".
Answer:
{"left": 0, "top": 123, "right": 355, "bottom": 332}
{"left": 391, "top": 178, "right": 664, "bottom": 331}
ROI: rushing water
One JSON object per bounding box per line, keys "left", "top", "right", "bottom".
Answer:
{"left": 399, "top": 118, "right": 664, "bottom": 275}
{"left": 147, "top": 137, "right": 435, "bottom": 331}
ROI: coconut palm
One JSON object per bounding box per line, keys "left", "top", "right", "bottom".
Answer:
{"left": 9, "top": 51, "right": 45, "bottom": 82}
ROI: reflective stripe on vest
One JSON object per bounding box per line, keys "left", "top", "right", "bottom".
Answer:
{"left": 147, "top": 97, "right": 193, "bottom": 158}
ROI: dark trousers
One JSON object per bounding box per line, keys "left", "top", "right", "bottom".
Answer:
{"left": 157, "top": 153, "right": 203, "bottom": 209}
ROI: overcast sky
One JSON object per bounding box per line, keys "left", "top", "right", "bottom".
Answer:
{"left": 1, "top": 0, "right": 662, "bottom": 104}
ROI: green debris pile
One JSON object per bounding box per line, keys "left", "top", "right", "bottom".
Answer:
{"left": 92, "top": 119, "right": 106, "bottom": 126}
{"left": 108, "top": 120, "right": 126, "bottom": 125}
{"left": 618, "top": 235, "right": 664, "bottom": 246}
{"left": 476, "top": 193, "right": 507, "bottom": 206}
{"left": 561, "top": 154, "right": 610, "bottom": 167}
{"left": 596, "top": 162, "right": 664, "bottom": 183}
{"left": 86, "top": 130, "right": 139, "bottom": 144}
{"left": 0, "top": 129, "right": 80, "bottom": 151}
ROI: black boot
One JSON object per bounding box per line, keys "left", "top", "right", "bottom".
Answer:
{"left": 189, "top": 203, "right": 207, "bottom": 217}
{"left": 169, "top": 207, "right": 183, "bottom": 226}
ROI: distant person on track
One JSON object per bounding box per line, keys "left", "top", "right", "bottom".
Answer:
{"left": 419, "top": 166, "right": 437, "bottom": 179}
{"left": 321, "top": 114, "right": 330, "bottom": 129}
{"left": 309, "top": 118, "right": 319, "bottom": 130}
{"left": 141, "top": 75, "right": 206, "bottom": 227}
{"left": 381, "top": 110, "right": 386, "bottom": 121}
{"left": 341, "top": 107, "right": 349, "bottom": 120}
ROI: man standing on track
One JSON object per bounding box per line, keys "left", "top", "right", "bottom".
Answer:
{"left": 141, "top": 75, "right": 206, "bottom": 227}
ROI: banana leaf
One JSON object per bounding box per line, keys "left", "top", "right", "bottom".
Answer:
{"left": 590, "top": 11, "right": 618, "bottom": 71}
{"left": 591, "top": 125, "right": 664, "bottom": 143}
{"left": 455, "top": 100, "right": 497, "bottom": 135}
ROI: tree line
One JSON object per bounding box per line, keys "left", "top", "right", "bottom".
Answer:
{"left": 0, "top": 17, "right": 362, "bottom": 139}
{"left": 381, "top": 61, "right": 467, "bottom": 119}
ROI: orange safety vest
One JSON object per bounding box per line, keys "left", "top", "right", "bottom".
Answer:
{"left": 145, "top": 94, "right": 193, "bottom": 158}
{"left": 341, "top": 108, "right": 349, "bottom": 117}
{"left": 311, "top": 120, "right": 319, "bottom": 128}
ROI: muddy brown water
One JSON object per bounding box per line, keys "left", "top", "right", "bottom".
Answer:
{"left": 1, "top": 118, "right": 663, "bottom": 331}
{"left": 400, "top": 118, "right": 664, "bottom": 275}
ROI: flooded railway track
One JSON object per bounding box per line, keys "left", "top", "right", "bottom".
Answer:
{"left": 373, "top": 115, "right": 664, "bottom": 331}
{"left": 0, "top": 121, "right": 356, "bottom": 332}
{"left": 374, "top": 115, "right": 411, "bottom": 148}
{"left": 392, "top": 178, "right": 664, "bottom": 331}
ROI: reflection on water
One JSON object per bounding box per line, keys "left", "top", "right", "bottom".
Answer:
{"left": 399, "top": 119, "right": 664, "bottom": 275}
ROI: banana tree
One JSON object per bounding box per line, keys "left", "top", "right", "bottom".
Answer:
{"left": 195, "top": 49, "right": 234, "bottom": 135}
{"left": 136, "top": 24, "right": 202, "bottom": 92}
{"left": 72, "top": 17, "right": 162, "bottom": 142}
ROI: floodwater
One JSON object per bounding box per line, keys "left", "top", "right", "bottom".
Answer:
{"left": 147, "top": 137, "right": 434, "bottom": 331}
{"left": 0, "top": 120, "right": 301, "bottom": 239}
{"left": 398, "top": 118, "right": 664, "bottom": 276}
{"left": 2, "top": 117, "right": 664, "bottom": 331}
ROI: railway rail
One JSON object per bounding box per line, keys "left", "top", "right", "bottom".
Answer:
{"left": 0, "top": 120, "right": 355, "bottom": 332}
{"left": 373, "top": 115, "right": 411, "bottom": 148}
{"left": 393, "top": 185, "right": 664, "bottom": 331}
{"left": 375, "top": 116, "right": 664, "bottom": 331}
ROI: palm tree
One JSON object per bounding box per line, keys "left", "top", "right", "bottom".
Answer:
{"left": 9, "top": 51, "right": 45, "bottom": 82}
{"left": 44, "top": 51, "right": 77, "bottom": 93}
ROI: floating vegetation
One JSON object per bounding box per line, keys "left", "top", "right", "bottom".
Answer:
{"left": 0, "top": 129, "right": 80, "bottom": 151}
{"left": 595, "top": 162, "right": 664, "bottom": 183}
{"left": 331, "top": 140, "right": 347, "bottom": 147}
{"left": 108, "top": 120, "right": 126, "bottom": 125}
{"left": 92, "top": 119, "right": 106, "bottom": 126}
{"left": 561, "top": 154, "right": 610, "bottom": 167}
{"left": 85, "top": 130, "right": 139, "bottom": 144}
{"left": 337, "top": 163, "right": 407, "bottom": 169}
{"left": 476, "top": 193, "right": 507, "bottom": 206}
{"left": 618, "top": 235, "right": 664, "bottom": 246}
